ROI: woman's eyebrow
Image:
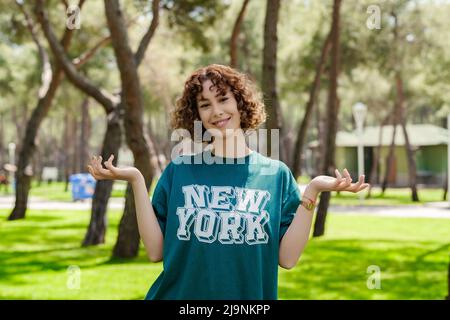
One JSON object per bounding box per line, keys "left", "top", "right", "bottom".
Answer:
{"left": 198, "top": 92, "right": 226, "bottom": 102}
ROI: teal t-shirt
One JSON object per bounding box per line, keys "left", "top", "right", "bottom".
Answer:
{"left": 145, "top": 149, "right": 301, "bottom": 300}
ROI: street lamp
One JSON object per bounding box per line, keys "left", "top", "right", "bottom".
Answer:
{"left": 352, "top": 103, "right": 367, "bottom": 202}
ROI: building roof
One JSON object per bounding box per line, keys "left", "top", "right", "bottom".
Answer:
{"left": 309, "top": 124, "right": 448, "bottom": 148}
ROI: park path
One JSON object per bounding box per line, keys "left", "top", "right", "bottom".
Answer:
{"left": 0, "top": 195, "right": 449, "bottom": 218}
{"left": 0, "top": 195, "right": 124, "bottom": 211}
{"left": 328, "top": 202, "right": 450, "bottom": 218}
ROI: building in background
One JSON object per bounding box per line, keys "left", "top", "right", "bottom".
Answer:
{"left": 308, "top": 124, "right": 447, "bottom": 187}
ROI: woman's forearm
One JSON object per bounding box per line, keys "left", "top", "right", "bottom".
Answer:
{"left": 278, "top": 185, "right": 318, "bottom": 269}
{"left": 131, "top": 173, "right": 164, "bottom": 262}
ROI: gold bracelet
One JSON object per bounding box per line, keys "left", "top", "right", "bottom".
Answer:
{"left": 301, "top": 195, "right": 316, "bottom": 211}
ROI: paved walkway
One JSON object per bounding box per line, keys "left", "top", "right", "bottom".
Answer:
{"left": 0, "top": 195, "right": 124, "bottom": 211}
{"left": 1, "top": 195, "right": 449, "bottom": 218}
{"left": 328, "top": 202, "right": 450, "bottom": 219}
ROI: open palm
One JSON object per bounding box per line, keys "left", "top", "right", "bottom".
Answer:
{"left": 87, "top": 155, "right": 140, "bottom": 183}
{"left": 310, "top": 168, "right": 369, "bottom": 193}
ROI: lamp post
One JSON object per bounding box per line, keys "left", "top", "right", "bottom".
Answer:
{"left": 8, "top": 142, "right": 16, "bottom": 193}
{"left": 352, "top": 103, "right": 367, "bottom": 203}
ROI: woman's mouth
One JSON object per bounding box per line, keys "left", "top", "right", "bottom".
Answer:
{"left": 212, "top": 116, "right": 231, "bottom": 128}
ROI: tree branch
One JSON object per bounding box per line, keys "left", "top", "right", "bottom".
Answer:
{"left": 73, "top": 12, "right": 143, "bottom": 67}
{"left": 16, "top": 0, "right": 52, "bottom": 99}
{"left": 72, "top": 35, "right": 111, "bottom": 67}
{"left": 60, "top": 0, "right": 86, "bottom": 49}
{"left": 134, "top": 0, "right": 160, "bottom": 67}
{"left": 230, "top": 0, "right": 250, "bottom": 68}
{"left": 35, "top": 0, "right": 116, "bottom": 113}
{"left": 61, "top": 0, "right": 69, "bottom": 10}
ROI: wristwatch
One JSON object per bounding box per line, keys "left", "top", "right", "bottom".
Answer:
{"left": 301, "top": 196, "right": 316, "bottom": 211}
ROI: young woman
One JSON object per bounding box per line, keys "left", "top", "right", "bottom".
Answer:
{"left": 87, "top": 64, "right": 369, "bottom": 300}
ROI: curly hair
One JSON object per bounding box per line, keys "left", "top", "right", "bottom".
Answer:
{"left": 171, "top": 64, "right": 266, "bottom": 142}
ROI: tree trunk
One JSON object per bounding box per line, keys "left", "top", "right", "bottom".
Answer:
{"left": 64, "top": 105, "right": 72, "bottom": 192}
{"left": 71, "top": 112, "right": 79, "bottom": 176}
{"left": 400, "top": 120, "right": 419, "bottom": 201}
{"left": 36, "top": 146, "right": 43, "bottom": 187}
{"left": 230, "top": 0, "right": 250, "bottom": 68}
{"left": 36, "top": 0, "right": 160, "bottom": 256}
{"left": 397, "top": 74, "right": 419, "bottom": 201}
{"left": 147, "top": 120, "right": 163, "bottom": 174}
{"left": 113, "top": 183, "right": 142, "bottom": 257}
{"left": 381, "top": 121, "right": 397, "bottom": 193}
{"left": 105, "top": 0, "right": 157, "bottom": 258}
{"left": 79, "top": 97, "right": 91, "bottom": 173}
{"left": 262, "top": 0, "right": 284, "bottom": 161}
{"left": 313, "top": 0, "right": 342, "bottom": 238}
{"left": 8, "top": 1, "right": 78, "bottom": 220}
{"left": 11, "top": 106, "right": 22, "bottom": 149}
{"left": 314, "top": 94, "right": 325, "bottom": 177}
{"left": 443, "top": 171, "right": 447, "bottom": 201}
{"left": 83, "top": 113, "right": 122, "bottom": 246}
{"left": 8, "top": 71, "right": 64, "bottom": 220}
{"left": 367, "top": 113, "right": 390, "bottom": 198}
{"left": 293, "top": 32, "right": 332, "bottom": 178}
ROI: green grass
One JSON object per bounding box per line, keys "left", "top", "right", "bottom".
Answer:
{"left": 28, "top": 181, "right": 127, "bottom": 201}
{"left": 0, "top": 209, "right": 157, "bottom": 300}
{"left": 0, "top": 208, "right": 449, "bottom": 299}
{"left": 279, "top": 215, "right": 450, "bottom": 299}
{"left": 330, "top": 187, "right": 445, "bottom": 206}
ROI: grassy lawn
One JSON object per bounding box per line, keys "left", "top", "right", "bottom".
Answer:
{"left": 330, "top": 187, "right": 445, "bottom": 206}
{"left": 0, "top": 208, "right": 449, "bottom": 300}
{"left": 280, "top": 215, "right": 450, "bottom": 299}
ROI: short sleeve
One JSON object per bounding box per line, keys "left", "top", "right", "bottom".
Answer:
{"left": 279, "top": 168, "right": 301, "bottom": 242}
{"left": 151, "top": 163, "right": 173, "bottom": 235}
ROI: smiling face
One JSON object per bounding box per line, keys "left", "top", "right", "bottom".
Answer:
{"left": 196, "top": 79, "right": 242, "bottom": 139}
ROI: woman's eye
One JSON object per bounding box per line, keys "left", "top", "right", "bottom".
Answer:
{"left": 199, "top": 104, "right": 209, "bottom": 108}
{"left": 220, "top": 97, "right": 228, "bottom": 103}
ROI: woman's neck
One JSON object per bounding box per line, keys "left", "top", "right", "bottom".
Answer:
{"left": 211, "top": 131, "right": 252, "bottom": 158}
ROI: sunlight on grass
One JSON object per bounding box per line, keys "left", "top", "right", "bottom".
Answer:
{"left": 0, "top": 209, "right": 449, "bottom": 299}
{"left": 330, "top": 187, "right": 444, "bottom": 206}
{"left": 0, "top": 209, "right": 162, "bottom": 300}
{"left": 279, "top": 214, "right": 450, "bottom": 300}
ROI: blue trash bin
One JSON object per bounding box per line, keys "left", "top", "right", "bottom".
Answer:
{"left": 69, "top": 173, "right": 96, "bottom": 201}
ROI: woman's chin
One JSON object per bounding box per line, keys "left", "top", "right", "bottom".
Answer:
{"left": 212, "top": 127, "right": 241, "bottom": 138}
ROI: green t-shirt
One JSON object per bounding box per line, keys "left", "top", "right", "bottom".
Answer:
{"left": 145, "top": 149, "right": 301, "bottom": 300}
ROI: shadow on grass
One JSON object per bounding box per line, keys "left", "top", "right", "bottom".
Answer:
{"left": 279, "top": 239, "right": 449, "bottom": 300}
{"left": 103, "top": 255, "right": 152, "bottom": 265}
{"left": 1, "top": 209, "right": 448, "bottom": 299}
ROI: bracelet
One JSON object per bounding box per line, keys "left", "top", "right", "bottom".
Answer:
{"left": 301, "top": 195, "right": 316, "bottom": 211}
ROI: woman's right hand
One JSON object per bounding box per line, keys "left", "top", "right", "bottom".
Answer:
{"left": 87, "top": 154, "right": 141, "bottom": 183}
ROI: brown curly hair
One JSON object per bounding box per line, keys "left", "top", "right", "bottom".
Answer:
{"left": 171, "top": 64, "right": 266, "bottom": 141}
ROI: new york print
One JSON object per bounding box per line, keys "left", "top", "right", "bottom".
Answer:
{"left": 176, "top": 185, "right": 272, "bottom": 245}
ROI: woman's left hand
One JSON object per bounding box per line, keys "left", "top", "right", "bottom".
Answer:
{"left": 309, "top": 168, "right": 370, "bottom": 194}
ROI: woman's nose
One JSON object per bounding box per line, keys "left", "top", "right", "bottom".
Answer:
{"left": 211, "top": 103, "right": 224, "bottom": 116}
